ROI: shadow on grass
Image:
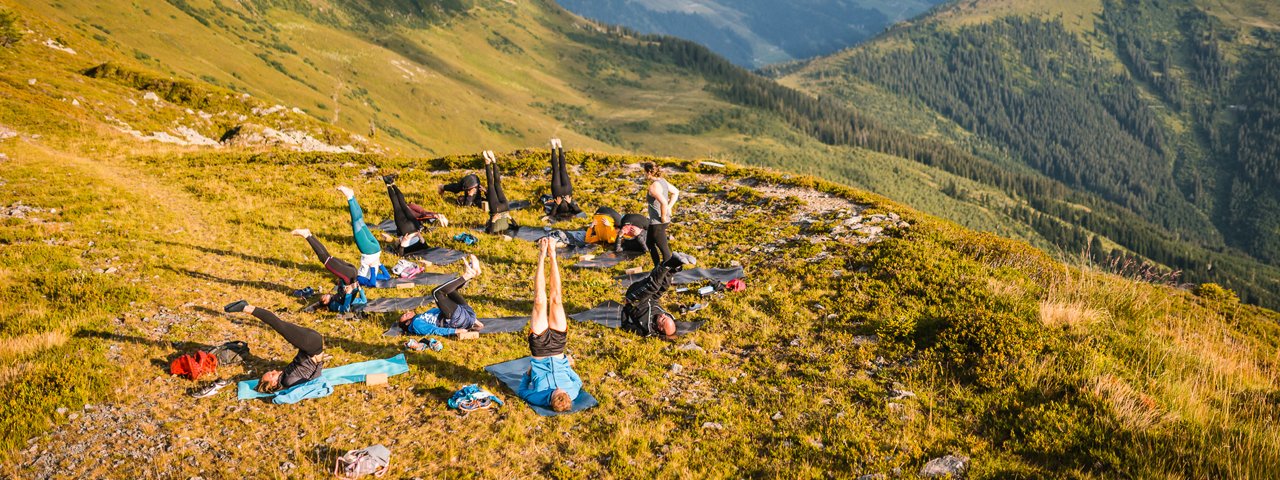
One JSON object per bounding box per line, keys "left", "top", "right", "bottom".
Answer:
{"left": 74, "top": 329, "right": 271, "bottom": 377}
{"left": 165, "top": 266, "right": 296, "bottom": 295}
{"left": 152, "top": 238, "right": 321, "bottom": 274}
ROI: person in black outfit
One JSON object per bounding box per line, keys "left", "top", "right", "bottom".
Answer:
{"left": 381, "top": 174, "right": 433, "bottom": 256}
{"left": 546, "top": 138, "right": 582, "bottom": 220}
{"left": 615, "top": 213, "right": 651, "bottom": 254}
{"left": 223, "top": 300, "right": 324, "bottom": 393}
{"left": 439, "top": 173, "right": 483, "bottom": 207}
{"left": 483, "top": 150, "right": 516, "bottom": 234}
{"left": 290, "top": 229, "right": 365, "bottom": 311}
{"left": 622, "top": 252, "right": 697, "bottom": 339}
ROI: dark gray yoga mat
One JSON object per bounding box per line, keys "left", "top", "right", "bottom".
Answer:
{"left": 402, "top": 247, "right": 467, "bottom": 265}
{"left": 485, "top": 357, "right": 598, "bottom": 416}
{"left": 569, "top": 301, "right": 705, "bottom": 335}
{"left": 363, "top": 296, "right": 433, "bottom": 313}
{"left": 614, "top": 267, "right": 745, "bottom": 287}
{"left": 475, "top": 316, "right": 530, "bottom": 334}
{"left": 572, "top": 251, "right": 644, "bottom": 269}
{"left": 373, "top": 219, "right": 398, "bottom": 234}
{"left": 375, "top": 272, "right": 458, "bottom": 289}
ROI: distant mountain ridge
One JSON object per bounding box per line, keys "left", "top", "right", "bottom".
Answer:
{"left": 556, "top": 0, "right": 946, "bottom": 68}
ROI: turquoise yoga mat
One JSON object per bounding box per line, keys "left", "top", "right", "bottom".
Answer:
{"left": 237, "top": 354, "right": 410, "bottom": 400}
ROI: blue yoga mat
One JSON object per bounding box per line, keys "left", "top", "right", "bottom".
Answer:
{"left": 484, "top": 357, "right": 598, "bottom": 416}
{"left": 237, "top": 354, "right": 410, "bottom": 400}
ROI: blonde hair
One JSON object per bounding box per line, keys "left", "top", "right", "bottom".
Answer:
{"left": 550, "top": 389, "right": 572, "bottom": 412}
{"left": 255, "top": 375, "right": 282, "bottom": 394}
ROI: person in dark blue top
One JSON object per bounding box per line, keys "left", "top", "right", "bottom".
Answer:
{"left": 518, "top": 237, "right": 582, "bottom": 412}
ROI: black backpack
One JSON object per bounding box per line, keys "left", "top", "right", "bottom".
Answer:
{"left": 205, "top": 341, "right": 250, "bottom": 366}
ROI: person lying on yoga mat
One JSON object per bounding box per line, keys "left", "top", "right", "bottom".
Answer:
{"left": 585, "top": 206, "right": 622, "bottom": 245}
{"left": 439, "top": 173, "right": 483, "bottom": 208}
{"left": 545, "top": 139, "right": 582, "bottom": 219}
{"left": 395, "top": 255, "right": 486, "bottom": 336}
{"left": 615, "top": 213, "right": 651, "bottom": 254}
{"left": 519, "top": 237, "right": 583, "bottom": 412}
{"left": 622, "top": 251, "right": 698, "bottom": 339}
{"left": 643, "top": 162, "right": 680, "bottom": 267}
{"left": 223, "top": 300, "right": 325, "bottom": 393}
{"left": 288, "top": 229, "right": 367, "bottom": 312}
{"left": 381, "top": 173, "right": 447, "bottom": 256}
{"left": 336, "top": 185, "right": 390, "bottom": 286}
{"left": 483, "top": 150, "right": 517, "bottom": 234}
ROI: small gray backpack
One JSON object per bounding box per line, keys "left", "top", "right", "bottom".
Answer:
{"left": 334, "top": 444, "right": 390, "bottom": 479}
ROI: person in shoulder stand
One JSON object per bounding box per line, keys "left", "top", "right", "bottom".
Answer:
{"left": 622, "top": 251, "right": 697, "bottom": 339}
{"left": 518, "top": 237, "right": 583, "bottom": 412}
{"left": 545, "top": 138, "right": 582, "bottom": 220}
{"left": 395, "top": 255, "right": 485, "bottom": 338}
{"left": 222, "top": 300, "right": 325, "bottom": 394}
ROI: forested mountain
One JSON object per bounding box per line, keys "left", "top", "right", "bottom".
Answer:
{"left": 556, "top": 0, "right": 945, "bottom": 68}
{"left": 782, "top": 0, "right": 1280, "bottom": 306}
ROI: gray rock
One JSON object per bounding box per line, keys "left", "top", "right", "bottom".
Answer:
{"left": 677, "top": 341, "right": 704, "bottom": 353}
{"left": 857, "top": 475, "right": 886, "bottom": 480}
{"left": 889, "top": 389, "right": 916, "bottom": 400}
{"left": 920, "top": 455, "right": 969, "bottom": 477}
{"left": 771, "top": 412, "right": 784, "bottom": 421}
{"left": 701, "top": 422, "right": 723, "bottom": 430}
{"left": 669, "top": 363, "right": 683, "bottom": 375}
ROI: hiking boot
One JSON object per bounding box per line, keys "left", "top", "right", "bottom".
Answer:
{"left": 664, "top": 252, "right": 697, "bottom": 270}
{"left": 223, "top": 300, "right": 248, "bottom": 313}
{"left": 457, "top": 331, "right": 480, "bottom": 340}
{"left": 382, "top": 173, "right": 399, "bottom": 185}
{"left": 191, "top": 379, "right": 231, "bottom": 398}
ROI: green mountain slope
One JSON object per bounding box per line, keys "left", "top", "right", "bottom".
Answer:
{"left": 1, "top": 1, "right": 1280, "bottom": 478}
{"left": 782, "top": 0, "right": 1280, "bottom": 307}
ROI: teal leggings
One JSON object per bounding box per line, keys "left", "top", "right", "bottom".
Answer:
{"left": 348, "top": 197, "right": 381, "bottom": 255}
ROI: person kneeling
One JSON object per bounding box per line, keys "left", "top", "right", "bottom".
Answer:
{"left": 518, "top": 237, "right": 583, "bottom": 412}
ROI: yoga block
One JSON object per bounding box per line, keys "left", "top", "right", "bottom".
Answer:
{"left": 580, "top": 254, "right": 596, "bottom": 261}
{"left": 366, "top": 373, "right": 388, "bottom": 386}
{"left": 625, "top": 267, "right": 644, "bottom": 275}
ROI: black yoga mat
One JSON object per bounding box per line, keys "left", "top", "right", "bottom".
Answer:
{"left": 402, "top": 247, "right": 467, "bottom": 265}
{"left": 363, "top": 296, "right": 433, "bottom": 313}
{"left": 375, "top": 272, "right": 458, "bottom": 289}
{"left": 571, "top": 251, "right": 644, "bottom": 269}
{"left": 614, "top": 266, "right": 745, "bottom": 287}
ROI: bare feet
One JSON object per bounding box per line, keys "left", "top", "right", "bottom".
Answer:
{"left": 482, "top": 150, "right": 496, "bottom": 165}
{"left": 472, "top": 320, "right": 485, "bottom": 330}
{"left": 436, "top": 215, "right": 449, "bottom": 227}
{"left": 550, "top": 138, "right": 561, "bottom": 149}
{"left": 336, "top": 186, "right": 355, "bottom": 199}
{"left": 290, "top": 228, "right": 311, "bottom": 238}
{"left": 461, "top": 254, "right": 482, "bottom": 281}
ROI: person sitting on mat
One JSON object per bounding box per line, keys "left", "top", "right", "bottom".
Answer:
{"left": 381, "top": 173, "right": 444, "bottom": 256}
{"left": 483, "top": 150, "right": 517, "bottom": 234}
{"left": 615, "top": 213, "right": 651, "bottom": 254}
{"left": 223, "top": 300, "right": 325, "bottom": 394}
{"left": 643, "top": 162, "right": 680, "bottom": 267}
{"left": 585, "top": 206, "right": 622, "bottom": 245}
{"left": 336, "top": 185, "right": 390, "bottom": 286}
{"left": 519, "top": 237, "right": 583, "bottom": 412}
{"left": 622, "top": 251, "right": 698, "bottom": 339}
{"left": 290, "top": 229, "right": 368, "bottom": 313}
{"left": 439, "top": 173, "right": 483, "bottom": 208}
{"left": 545, "top": 138, "right": 582, "bottom": 220}
{"left": 395, "top": 255, "right": 486, "bottom": 336}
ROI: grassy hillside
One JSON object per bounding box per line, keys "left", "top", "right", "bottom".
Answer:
{"left": 782, "top": 0, "right": 1280, "bottom": 308}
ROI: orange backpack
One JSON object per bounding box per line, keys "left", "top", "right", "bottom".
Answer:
{"left": 170, "top": 351, "right": 218, "bottom": 380}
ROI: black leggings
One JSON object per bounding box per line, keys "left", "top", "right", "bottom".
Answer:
{"left": 485, "top": 163, "right": 509, "bottom": 215}
{"left": 647, "top": 222, "right": 671, "bottom": 268}
{"left": 551, "top": 148, "right": 572, "bottom": 199}
{"left": 253, "top": 308, "right": 323, "bottom": 356}
{"left": 432, "top": 276, "right": 469, "bottom": 320}
{"left": 306, "top": 236, "right": 357, "bottom": 285}
{"left": 387, "top": 184, "right": 423, "bottom": 236}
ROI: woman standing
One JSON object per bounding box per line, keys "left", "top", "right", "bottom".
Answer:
{"left": 642, "top": 162, "right": 679, "bottom": 267}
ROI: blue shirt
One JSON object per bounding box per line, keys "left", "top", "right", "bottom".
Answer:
{"left": 406, "top": 308, "right": 458, "bottom": 336}
{"left": 517, "top": 356, "right": 582, "bottom": 407}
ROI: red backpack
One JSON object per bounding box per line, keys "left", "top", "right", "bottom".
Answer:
{"left": 170, "top": 351, "right": 218, "bottom": 380}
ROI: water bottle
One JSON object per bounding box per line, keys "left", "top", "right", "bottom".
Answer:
{"left": 406, "top": 339, "right": 426, "bottom": 351}
{"left": 427, "top": 338, "right": 443, "bottom": 352}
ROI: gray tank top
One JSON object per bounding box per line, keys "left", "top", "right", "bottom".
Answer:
{"left": 647, "top": 179, "right": 676, "bottom": 224}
